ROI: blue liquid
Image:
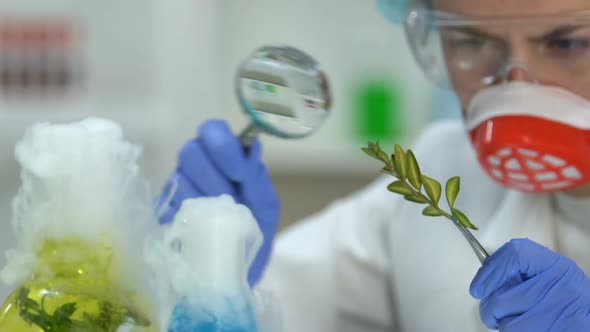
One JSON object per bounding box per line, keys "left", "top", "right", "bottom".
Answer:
{"left": 168, "top": 297, "right": 258, "bottom": 332}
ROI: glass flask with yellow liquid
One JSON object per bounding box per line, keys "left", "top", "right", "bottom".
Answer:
{"left": 0, "top": 238, "right": 154, "bottom": 332}
{"left": 0, "top": 118, "right": 160, "bottom": 332}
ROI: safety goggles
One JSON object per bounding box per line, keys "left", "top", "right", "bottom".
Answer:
{"left": 403, "top": 3, "right": 590, "bottom": 93}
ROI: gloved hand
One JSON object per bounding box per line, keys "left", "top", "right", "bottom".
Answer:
{"left": 156, "top": 119, "right": 281, "bottom": 286}
{"left": 470, "top": 238, "right": 590, "bottom": 331}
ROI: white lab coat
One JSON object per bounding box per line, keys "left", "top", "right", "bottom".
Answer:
{"left": 260, "top": 119, "right": 590, "bottom": 332}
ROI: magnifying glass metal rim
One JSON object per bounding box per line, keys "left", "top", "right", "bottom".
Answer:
{"left": 235, "top": 44, "right": 332, "bottom": 145}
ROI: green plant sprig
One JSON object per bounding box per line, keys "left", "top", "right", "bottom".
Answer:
{"left": 15, "top": 288, "right": 150, "bottom": 332}
{"left": 362, "top": 141, "right": 478, "bottom": 230}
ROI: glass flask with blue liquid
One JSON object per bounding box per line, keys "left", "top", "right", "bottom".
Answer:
{"left": 148, "top": 195, "right": 266, "bottom": 332}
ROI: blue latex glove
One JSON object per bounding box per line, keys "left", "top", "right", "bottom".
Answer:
{"left": 157, "top": 119, "right": 281, "bottom": 286}
{"left": 470, "top": 238, "right": 590, "bottom": 331}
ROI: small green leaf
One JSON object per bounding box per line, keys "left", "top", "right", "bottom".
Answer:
{"left": 394, "top": 144, "right": 408, "bottom": 179}
{"left": 54, "top": 302, "right": 77, "bottom": 320}
{"left": 361, "top": 147, "right": 379, "bottom": 160}
{"left": 446, "top": 176, "right": 461, "bottom": 208}
{"left": 22, "top": 313, "right": 49, "bottom": 330}
{"left": 381, "top": 166, "right": 397, "bottom": 176}
{"left": 423, "top": 206, "right": 443, "bottom": 217}
{"left": 404, "top": 194, "right": 429, "bottom": 204}
{"left": 421, "top": 175, "right": 442, "bottom": 205}
{"left": 452, "top": 208, "right": 478, "bottom": 230}
{"left": 371, "top": 141, "right": 382, "bottom": 154}
{"left": 377, "top": 150, "right": 390, "bottom": 164}
{"left": 406, "top": 150, "right": 422, "bottom": 189}
{"left": 388, "top": 181, "right": 413, "bottom": 196}
{"left": 390, "top": 154, "right": 398, "bottom": 172}
{"left": 22, "top": 298, "right": 42, "bottom": 312}
{"left": 381, "top": 167, "right": 393, "bottom": 175}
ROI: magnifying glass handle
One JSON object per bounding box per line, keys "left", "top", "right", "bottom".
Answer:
{"left": 239, "top": 122, "right": 261, "bottom": 148}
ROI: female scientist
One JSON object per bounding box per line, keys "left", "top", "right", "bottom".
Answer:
{"left": 158, "top": 0, "right": 590, "bottom": 330}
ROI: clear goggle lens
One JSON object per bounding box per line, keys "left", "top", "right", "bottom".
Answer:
{"left": 404, "top": 4, "right": 590, "bottom": 93}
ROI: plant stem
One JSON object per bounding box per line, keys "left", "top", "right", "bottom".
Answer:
{"left": 400, "top": 176, "right": 453, "bottom": 220}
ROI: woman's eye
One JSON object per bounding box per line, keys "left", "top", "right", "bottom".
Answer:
{"left": 453, "top": 37, "right": 487, "bottom": 50}
{"left": 545, "top": 38, "right": 590, "bottom": 56}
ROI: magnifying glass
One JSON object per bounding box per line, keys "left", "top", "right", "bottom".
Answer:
{"left": 236, "top": 44, "right": 332, "bottom": 146}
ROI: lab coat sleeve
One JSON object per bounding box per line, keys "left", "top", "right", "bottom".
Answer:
{"left": 259, "top": 174, "right": 398, "bottom": 332}
{"left": 258, "top": 120, "right": 473, "bottom": 332}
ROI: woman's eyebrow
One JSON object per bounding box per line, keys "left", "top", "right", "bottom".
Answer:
{"left": 442, "top": 26, "right": 504, "bottom": 41}
{"left": 529, "top": 25, "right": 590, "bottom": 42}
{"left": 443, "top": 26, "right": 486, "bottom": 37}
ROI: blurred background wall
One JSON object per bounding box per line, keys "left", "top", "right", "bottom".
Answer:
{"left": 0, "top": 0, "right": 460, "bottom": 299}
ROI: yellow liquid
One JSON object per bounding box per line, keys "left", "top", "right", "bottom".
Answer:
{"left": 0, "top": 238, "right": 155, "bottom": 332}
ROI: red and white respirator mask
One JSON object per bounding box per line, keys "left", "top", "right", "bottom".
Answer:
{"left": 466, "top": 82, "right": 590, "bottom": 193}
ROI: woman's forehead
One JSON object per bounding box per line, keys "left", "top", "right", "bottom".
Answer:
{"left": 432, "top": 0, "right": 590, "bottom": 17}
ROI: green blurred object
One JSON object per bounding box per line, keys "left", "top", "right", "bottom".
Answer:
{"left": 352, "top": 76, "right": 404, "bottom": 142}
